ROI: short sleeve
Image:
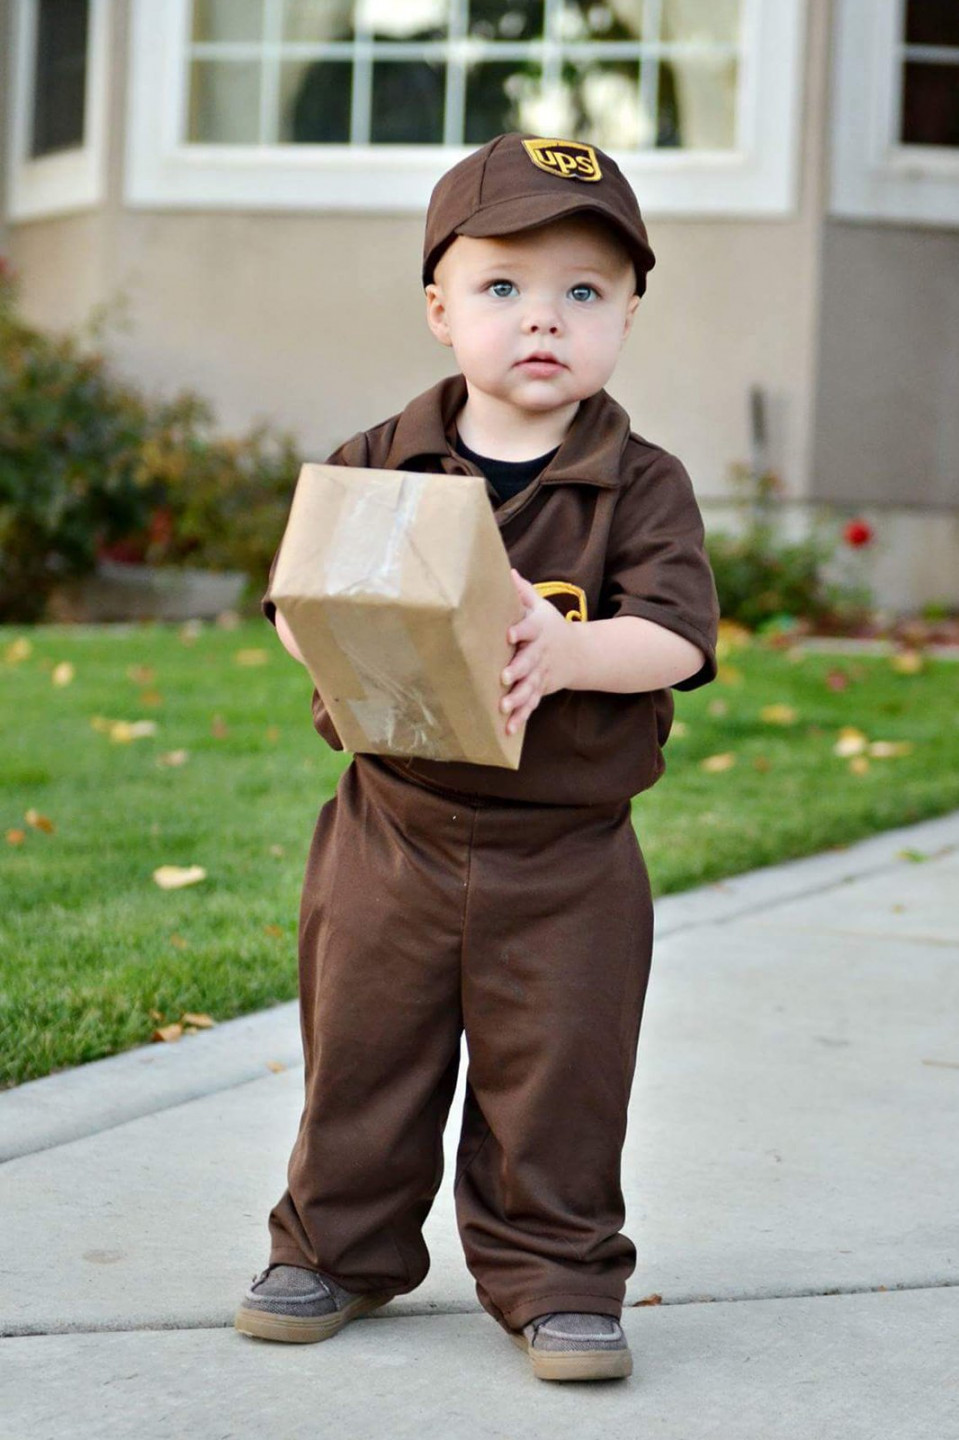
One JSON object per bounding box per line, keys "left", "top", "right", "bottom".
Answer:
{"left": 260, "top": 429, "right": 372, "bottom": 626}
{"left": 603, "top": 449, "right": 720, "bottom": 692}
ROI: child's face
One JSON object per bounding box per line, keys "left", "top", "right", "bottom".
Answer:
{"left": 425, "top": 216, "right": 639, "bottom": 424}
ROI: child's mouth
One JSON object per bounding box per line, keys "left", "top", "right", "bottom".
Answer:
{"left": 517, "top": 354, "right": 565, "bottom": 376}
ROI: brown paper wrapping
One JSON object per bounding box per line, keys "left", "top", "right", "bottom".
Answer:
{"left": 269, "top": 463, "right": 526, "bottom": 768}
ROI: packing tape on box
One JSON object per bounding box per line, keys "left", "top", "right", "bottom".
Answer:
{"left": 323, "top": 606, "right": 448, "bottom": 756}
{"left": 325, "top": 473, "right": 428, "bottom": 598}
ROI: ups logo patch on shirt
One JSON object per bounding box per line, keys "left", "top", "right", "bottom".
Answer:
{"left": 534, "top": 580, "right": 588, "bottom": 622}
{"left": 522, "top": 138, "right": 602, "bottom": 183}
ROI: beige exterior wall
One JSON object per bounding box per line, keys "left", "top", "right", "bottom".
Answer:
{"left": 3, "top": 0, "right": 831, "bottom": 509}
{"left": 812, "top": 219, "right": 959, "bottom": 509}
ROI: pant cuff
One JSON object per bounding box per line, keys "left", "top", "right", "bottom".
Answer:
{"left": 501, "top": 1291, "right": 624, "bottom": 1332}
{"left": 267, "top": 1245, "right": 420, "bottom": 1298}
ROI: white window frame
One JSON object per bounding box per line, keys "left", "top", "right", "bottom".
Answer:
{"left": 125, "top": 0, "right": 805, "bottom": 217}
{"left": 5, "top": 0, "right": 111, "bottom": 222}
{"left": 830, "top": 0, "right": 959, "bottom": 227}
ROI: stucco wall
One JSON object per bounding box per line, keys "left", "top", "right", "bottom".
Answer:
{"left": 3, "top": 0, "right": 831, "bottom": 506}
{"left": 812, "top": 219, "right": 959, "bottom": 509}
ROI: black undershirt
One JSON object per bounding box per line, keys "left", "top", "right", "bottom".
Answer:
{"left": 455, "top": 434, "right": 559, "bottom": 505}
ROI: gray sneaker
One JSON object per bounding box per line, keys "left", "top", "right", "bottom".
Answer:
{"left": 234, "top": 1264, "right": 394, "bottom": 1344}
{"left": 511, "top": 1312, "right": 632, "bottom": 1381}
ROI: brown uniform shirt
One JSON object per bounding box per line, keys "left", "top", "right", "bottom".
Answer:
{"left": 264, "top": 373, "right": 720, "bottom": 806}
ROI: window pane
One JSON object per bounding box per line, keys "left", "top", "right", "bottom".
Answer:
{"left": 31, "top": 0, "right": 89, "bottom": 158}
{"left": 557, "top": 1, "right": 641, "bottom": 43}
{"left": 192, "top": 0, "right": 264, "bottom": 43}
{"left": 371, "top": 61, "right": 446, "bottom": 141}
{"left": 359, "top": 0, "right": 448, "bottom": 40}
{"left": 280, "top": 60, "right": 353, "bottom": 141}
{"left": 281, "top": 0, "right": 356, "bottom": 43}
{"left": 469, "top": 0, "right": 544, "bottom": 41}
{"left": 658, "top": 55, "right": 737, "bottom": 148}
{"left": 188, "top": 61, "right": 262, "bottom": 142}
{"left": 901, "top": 62, "right": 959, "bottom": 146}
{"left": 554, "top": 59, "right": 645, "bottom": 147}
{"left": 905, "top": 0, "right": 959, "bottom": 48}
{"left": 662, "top": 0, "right": 740, "bottom": 46}
{"left": 465, "top": 62, "right": 542, "bottom": 143}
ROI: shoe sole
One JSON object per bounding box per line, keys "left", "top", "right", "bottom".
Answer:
{"left": 234, "top": 1291, "right": 395, "bottom": 1344}
{"left": 510, "top": 1331, "right": 633, "bottom": 1381}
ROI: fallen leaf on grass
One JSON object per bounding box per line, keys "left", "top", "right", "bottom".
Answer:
{"left": 833, "top": 726, "right": 868, "bottom": 757}
{"left": 25, "top": 809, "right": 55, "bottom": 833}
{"left": 760, "top": 703, "right": 798, "bottom": 726}
{"left": 716, "top": 620, "right": 751, "bottom": 654}
{"left": 752, "top": 756, "right": 772, "bottom": 772}
{"left": 632, "top": 1293, "right": 663, "bottom": 1307}
{"left": 716, "top": 664, "right": 743, "bottom": 686}
{"left": 265, "top": 726, "right": 280, "bottom": 742}
{"left": 825, "top": 668, "right": 850, "bottom": 692}
{"left": 181, "top": 1012, "right": 215, "bottom": 1029}
{"left": 670, "top": 720, "right": 688, "bottom": 739}
{"left": 266, "top": 1060, "right": 286, "bottom": 1074}
{"left": 263, "top": 924, "right": 284, "bottom": 939}
{"left": 139, "top": 688, "right": 163, "bottom": 707}
{"left": 216, "top": 610, "right": 240, "bottom": 630}
{"left": 126, "top": 664, "right": 156, "bottom": 684}
{"left": 849, "top": 756, "right": 870, "bottom": 776}
{"left": 6, "top": 829, "right": 26, "bottom": 845}
{"left": 235, "top": 648, "right": 269, "bottom": 667}
{"left": 707, "top": 698, "right": 728, "bottom": 718}
{"left": 169, "top": 934, "right": 189, "bottom": 949}
{"left": 157, "top": 749, "right": 189, "bottom": 768}
{"left": 51, "top": 661, "right": 75, "bottom": 687}
{"left": 891, "top": 650, "right": 923, "bottom": 674}
{"left": 110, "top": 719, "right": 158, "bottom": 743}
{"left": 868, "top": 740, "right": 914, "bottom": 758}
{"left": 701, "top": 752, "right": 736, "bottom": 773}
{"left": 5, "top": 637, "right": 33, "bottom": 664}
{"left": 148, "top": 1008, "right": 164, "bottom": 1021}
{"left": 211, "top": 715, "right": 229, "bottom": 739}
{"left": 152, "top": 1023, "right": 183, "bottom": 1043}
{"left": 153, "top": 865, "right": 207, "bottom": 890}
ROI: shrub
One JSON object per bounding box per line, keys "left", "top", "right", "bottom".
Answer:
{"left": 0, "top": 258, "right": 301, "bottom": 622}
{"left": 0, "top": 261, "right": 152, "bottom": 620}
{"left": 706, "top": 462, "right": 873, "bottom": 632}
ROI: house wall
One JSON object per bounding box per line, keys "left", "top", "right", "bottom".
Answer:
{"left": 2, "top": 0, "right": 831, "bottom": 508}
{"left": 812, "top": 220, "right": 959, "bottom": 509}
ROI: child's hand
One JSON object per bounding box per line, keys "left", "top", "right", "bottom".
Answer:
{"left": 500, "top": 570, "right": 579, "bottom": 734}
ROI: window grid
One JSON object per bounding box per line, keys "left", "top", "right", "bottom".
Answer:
{"left": 183, "top": 0, "right": 742, "bottom": 150}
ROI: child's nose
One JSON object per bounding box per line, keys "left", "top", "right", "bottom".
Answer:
{"left": 522, "top": 305, "right": 562, "bottom": 335}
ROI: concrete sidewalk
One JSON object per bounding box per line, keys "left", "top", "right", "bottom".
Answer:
{"left": 2, "top": 812, "right": 958, "bottom": 1439}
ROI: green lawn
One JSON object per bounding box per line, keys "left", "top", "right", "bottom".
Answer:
{"left": 2, "top": 620, "right": 957, "bottom": 1088}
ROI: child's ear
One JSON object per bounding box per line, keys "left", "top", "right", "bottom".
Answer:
{"left": 425, "top": 283, "right": 453, "bottom": 347}
{"left": 622, "top": 293, "right": 640, "bottom": 340}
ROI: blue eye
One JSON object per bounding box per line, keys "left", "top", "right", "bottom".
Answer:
{"left": 489, "top": 280, "right": 517, "bottom": 298}
{"left": 569, "top": 284, "right": 598, "bottom": 302}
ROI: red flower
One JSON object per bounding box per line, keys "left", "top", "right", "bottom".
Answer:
{"left": 843, "top": 518, "right": 873, "bottom": 549}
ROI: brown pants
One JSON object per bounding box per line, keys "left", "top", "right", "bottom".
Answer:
{"left": 268, "top": 754, "right": 654, "bottom": 1332}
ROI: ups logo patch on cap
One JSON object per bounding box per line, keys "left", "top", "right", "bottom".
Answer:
{"left": 522, "top": 138, "right": 602, "bottom": 183}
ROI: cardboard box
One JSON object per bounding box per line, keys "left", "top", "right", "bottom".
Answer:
{"left": 269, "top": 463, "right": 526, "bottom": 768}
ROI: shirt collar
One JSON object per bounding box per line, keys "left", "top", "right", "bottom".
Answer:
{"left": 383, "top": 373, "right": 631, "bottom": 489}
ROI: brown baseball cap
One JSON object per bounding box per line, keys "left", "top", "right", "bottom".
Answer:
{"left": 422, "top": 131, "right": 656, "bottom": 295}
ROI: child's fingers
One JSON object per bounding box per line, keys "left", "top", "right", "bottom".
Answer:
{"left": 510, "top": 568, "right": 540, "bottom": 609}
{"left": 507, "top": 610, "right": 545, "bottom": 646}
{"left": 501, "top": 641, "right": 542, "bottom": 688}
{"left": 506, "top": 690, "right": 542, "bottom": 733}
{"left": 501, "top": 671, "right": 543, "bottom": 718}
